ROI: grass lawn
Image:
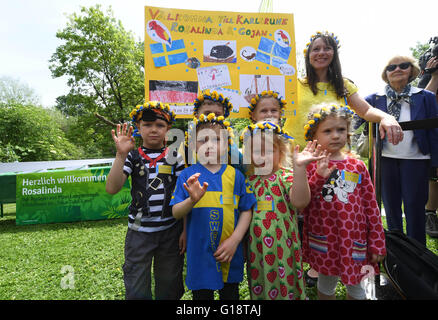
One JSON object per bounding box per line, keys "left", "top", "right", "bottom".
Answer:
{"left": 1, "top": 203, "right": 437, "bottom": 300}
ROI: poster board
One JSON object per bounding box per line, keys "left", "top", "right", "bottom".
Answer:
{"left": 15, "top": 167, "right": 131, "bottom": 225}
{"left": 144, "top": 6, "right": 297, "bottom": 118}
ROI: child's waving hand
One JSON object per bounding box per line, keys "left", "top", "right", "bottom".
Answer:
{"left": 183, "top": 173, "right": 209, "bottom": 204}
{"left": 293, "top": 140, "right": 326, "bottom": 168}
{"left": 315, "top": 149, "right": 336, "bottom": 178}
{"left": 111, "top": 123, "right": 136, "bottom": 155}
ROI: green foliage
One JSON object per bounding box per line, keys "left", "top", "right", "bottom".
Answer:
{"left": 49, "top": 5, "right": 144, "bottom": 124}
{"left": 0, "top": 142, "right": 20, "bottom": 162}
{"left": 410, "top": 41, "right": 431, "bottom": 60}
{"left": 231, "top": 118, "right": 251, "bottom": 133}
{"left": 1, "top": 204, "right": 437, "bottom": 300}
{"left": 0, "top": 76, "right": 41, "bottom": 106}
{"left": 48, "top": 5, "right": 146, "bottom": 158}
{"left": 0, "top": 104, "right": 83, "bottom": 162}
{"left": 409, "top": 40, "right": 431, "bottom": 86}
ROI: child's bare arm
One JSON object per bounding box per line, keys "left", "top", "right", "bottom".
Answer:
{"left": 290, "top": 141, "right": 326, "bottom": 209}
{"left": 106, "top": 153, "right": 128, "bottom": 194}
{"left": 172, "top": 197, "right": 196, "bottom": 220}
{"left": 214, "top": 208, "right": 252, "bottom": 263}
{"left": 106, "top": 123, "right": 135, "bottom": 194}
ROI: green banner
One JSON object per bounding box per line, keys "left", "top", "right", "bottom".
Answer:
{"left": 16, "top": 167, "right": 131, "bottom": 225}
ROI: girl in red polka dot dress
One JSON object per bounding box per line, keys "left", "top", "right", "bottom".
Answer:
{"left": 302, "top": 103, "right": 386, "bottom": 300}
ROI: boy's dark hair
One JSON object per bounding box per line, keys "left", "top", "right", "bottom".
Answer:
{"left": 305, "top": 35, "right": 346, "bottom": 99}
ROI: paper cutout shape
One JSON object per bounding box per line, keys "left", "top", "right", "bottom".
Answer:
{"left": 149, "top": 80, "right": 198, "bottom": 103}
{"left": 150, "top": 39, "right": 188, "bottom": 68}
{"left": 240, "top": 46, "right": 257, "bottom": 61}
{"left": 274, "top": 29, "right": 291, "bottom": 48}
{"left": 279, "top": 64, "right": 295, "bottom": 76}
{"left": 209, "top": 87, "right": 247, "bottom": 113}
{"left": 146, "top": 20, "right": 172, "bottom": 47}
{"left": 255, "top": 37, "right": 291, "bottom": 68}
{"left": 196, "top": 65, "right": 232, "bottom": 91}
{"left": 240, "top": 74, "right": 285, "bottom": 104}
{"left": 203, "top": 40, "right": 237, "bottom": 63}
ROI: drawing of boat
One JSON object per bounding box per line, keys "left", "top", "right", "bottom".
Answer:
{"left": 243, "top": 75, "right": 273, "bottom": 104}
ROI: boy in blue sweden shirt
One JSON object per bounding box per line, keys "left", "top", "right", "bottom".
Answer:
{"left": 171, "top": 113, "right": 256, "bottom": 300}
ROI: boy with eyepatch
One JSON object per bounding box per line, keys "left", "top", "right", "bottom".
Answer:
{"left": 106, "top": 102, "right": 185, "bottom": 300}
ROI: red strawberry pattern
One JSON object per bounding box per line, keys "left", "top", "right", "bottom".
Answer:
{"left": 270, "top": 185, "right": 282, "bottom": 197}
{"left": 248, "top": 168, "right": 306, "bottom": 300}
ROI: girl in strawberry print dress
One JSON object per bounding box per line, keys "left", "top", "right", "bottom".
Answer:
{"left": 243, "top": 121, "right": 327, "bottom": 300}
{"left": 302, "top": 103, "right": 386, "bottom": 300}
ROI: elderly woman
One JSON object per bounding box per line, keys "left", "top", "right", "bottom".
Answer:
{"left": 365, "top": 55, "right": 438, "bottom": 245}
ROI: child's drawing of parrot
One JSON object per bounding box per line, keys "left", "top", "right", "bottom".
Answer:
{"left": 148, "top": 21, "right": 172, "bottom": 47}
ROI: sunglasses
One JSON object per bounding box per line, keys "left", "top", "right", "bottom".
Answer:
{"left": 386, "top": 62, "right": 411, "bottom": 72}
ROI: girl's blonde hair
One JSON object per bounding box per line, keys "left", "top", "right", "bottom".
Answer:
{"left": 304, "top": 103, "right": 357, "bottom": 155}
{"left": 242, "top": 120, "right": 293, "bottom": 175}
{"left": 248, "top": 91, "right": 286, "bottom": 123}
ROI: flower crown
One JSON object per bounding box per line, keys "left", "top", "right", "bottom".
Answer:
{"left": 188, "top": 113, "right": 235, "bottom": 146}
{"left": 304, "top": 104, "right": 355, "bottom": 141}
{"left": 241, "top": 121, "right": 294, "bottom": 143}
{"left": 303, "top": 31, "right": 340, "bottom": 55}
{"left": 193, "top": 90, "right": 232, "bottom": 118}
{"left": 129, "top": 101, "right": 176, "bottom": 137}
{"left": 248, "top": 90, "right": 287, "bottom": 114}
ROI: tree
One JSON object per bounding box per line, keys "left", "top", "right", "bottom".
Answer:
{"left": 0, "top": 104, "right": 83, "bottom": 162}
{"left": 410, "top": 40, "right": 433, "bottom": 87}
{"left": 0, "top": 76, "right": 41, "bottom": 106}
{"left": 49, "top": 5, "right": 144, "bottom": 125}
{"left": 410, "top": 41, "right": 431, "bottom": 60}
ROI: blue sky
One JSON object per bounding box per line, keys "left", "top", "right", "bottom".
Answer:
{"left": 1, "top": 0, "right": 436, "bottom": 107}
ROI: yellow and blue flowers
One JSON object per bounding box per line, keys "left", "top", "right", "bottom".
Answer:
{"left": 248, "top": 90, "right": 287, "bottom": 113}
{"left": 304, "top": 104, "right": 355, "bottom": 141}
{"left": 241, "top": 120, "right": 293, "bottom": 142}
{"left": 193, "top": 90, "right": 233, "bottom": 118}
{"left": 303, "top": 31, "right": 340, "bottom": 56}
{"left": 129, "top": 101, "right": 176, "bottom": 137}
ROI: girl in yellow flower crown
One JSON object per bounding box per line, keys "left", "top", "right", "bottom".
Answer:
{"left": 248, "top": 90, "right": 287, "bottom": 125}
{"left": 242, "top": 120, "right": 326, "bottom": 300}
{"left": 301, "top": 103, "right": 386, "bottom": 300}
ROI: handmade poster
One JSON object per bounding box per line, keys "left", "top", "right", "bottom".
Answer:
{"left": 145, "top": 6, "right": 296, "bottom": 118}
{"left": 15, "top": 167, "right": 131, "bottom": 225}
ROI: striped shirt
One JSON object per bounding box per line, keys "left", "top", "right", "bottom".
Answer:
{"left": 123, "top": 146, "right": 185, "bottom": 233}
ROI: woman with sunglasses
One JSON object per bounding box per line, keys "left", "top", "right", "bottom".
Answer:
{"left": 283, "top": 31, "right": 404, "bottom": 150}
{"left": 364, "top": 55, "right": 438, "bottom": 245}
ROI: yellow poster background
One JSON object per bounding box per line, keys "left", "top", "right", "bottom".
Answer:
{"left": 145, "top": 6, "right": 296, "bottom": 118}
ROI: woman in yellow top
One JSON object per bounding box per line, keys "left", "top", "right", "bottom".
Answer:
{"left": 283, "top": 31, "right": 403, "bottom": 148}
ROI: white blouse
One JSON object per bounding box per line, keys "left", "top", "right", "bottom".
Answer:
{"left": 382, "top": 86, "right": 430, "bottom": 160}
